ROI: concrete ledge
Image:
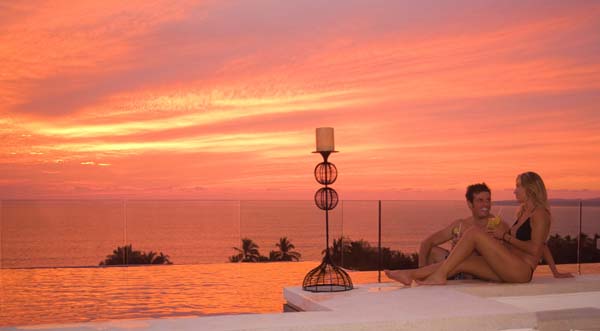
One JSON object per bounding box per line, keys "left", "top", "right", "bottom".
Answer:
{"left": 283, "top": 283, "right": 536, "bottom": 331}
{"left": 282, "top": 275, "right": 600, "bottom": 331}
{"left": 455, "top": 274, "right": 600, "bottom": 297}
{"left": 536, "top": 308, "right": 600, "bottom": 331}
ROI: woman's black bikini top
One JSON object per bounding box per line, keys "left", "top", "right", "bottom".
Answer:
{"left": 511, "top": 218, "right": 532, "bottom": 241}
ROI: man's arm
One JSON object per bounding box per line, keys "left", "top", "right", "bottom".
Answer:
{"left": 418, "top": 220, "right": 460, "bottom": 267}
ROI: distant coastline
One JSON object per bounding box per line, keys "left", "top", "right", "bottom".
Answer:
{"left": 495, "top": 198, "right": 600, "bottom": 206}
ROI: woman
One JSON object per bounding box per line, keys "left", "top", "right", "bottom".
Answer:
{"left": 386, "top": 171, "right": 557, "bottom": 285}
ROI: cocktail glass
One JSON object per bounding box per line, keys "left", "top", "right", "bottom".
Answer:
{"left": 486, "top": 215, "right": 501, "bottom": 232}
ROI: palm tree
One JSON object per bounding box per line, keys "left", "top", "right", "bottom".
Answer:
{"left": 230, "top": 238, "right": 261, "bottom": 262}
{"left": 100, "top": 244, "right": 144, "bottom": 265}
{"left": 272, "top": 237, "right": 301, "bottom": 261}
{"left": 144, "top": 251, "right": 157, "bottom": 264}
{"left": 327, "top": 236, "right": 351, "bottom": 264}
{"left": 99, "top": 244, "right": 172, "bottom": 265}
{"left": 269, "top": 250, "right": 279, "bottom": 261}
{"left": 142, "top": 250, "right": 172, "bottom": 264}
{"left": 151, "top": 252, "right": 172, "bottom": 265}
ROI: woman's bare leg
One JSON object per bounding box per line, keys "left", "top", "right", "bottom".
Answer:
{"left": 385, "top": 262, "right": 441, "bottom": 285}
{"left": 450, "top": 255, "right": 502, "bottom": 282}
{"left": 387, "top": 255, "right": 503, "bottom": 285}
{"left": 385, "top": 246, "right": 448, "bottom": 285}
{"left": 384, "top": 269, "right": 412, "bottom": 285}
{"left": 421, "top": 227, "right": 531, "bottom": 285}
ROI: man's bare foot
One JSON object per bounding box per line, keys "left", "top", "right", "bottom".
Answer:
{"left": 384, "top": 269, "right": 413, "bottom": 286}
{"left": 416, "top": 271, "right": 447, "bottom": 285}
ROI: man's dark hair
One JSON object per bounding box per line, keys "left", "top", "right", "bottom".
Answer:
{"left": 465, "top": 183, "right": 491, "bottom": 203}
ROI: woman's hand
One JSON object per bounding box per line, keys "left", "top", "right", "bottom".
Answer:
{"left": 491, "top": 227, "right": 506, "bottom": 240}
{"left": 553, "top": 270, "right": 574, "bottom": 278}
{"left": 488, "top": 220, "right": 509, "bottom": 240}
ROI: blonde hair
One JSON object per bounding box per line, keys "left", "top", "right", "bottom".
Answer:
{"left": 517, "top": 171, "right": 550, "bottom": 217}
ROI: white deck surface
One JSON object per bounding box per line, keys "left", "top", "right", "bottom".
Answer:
{"left": 2, "top": 275, "right": 600, "bottom": 331}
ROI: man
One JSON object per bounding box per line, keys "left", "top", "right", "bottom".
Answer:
{"left": 417, "top": 183, "right": 573, "bottom": 279}
{"left": 418, "top": 183, "right": 492, "bottom": 268}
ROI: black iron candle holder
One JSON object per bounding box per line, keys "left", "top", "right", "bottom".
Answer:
{"left": 303, "top": 151, "right": 353, "bottom": 292}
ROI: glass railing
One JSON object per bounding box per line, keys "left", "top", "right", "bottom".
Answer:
{"left": 239, "top": 200, "right": 329, "bottom": 263}
{"left": 125, "top": 200, "right": 241, "bottom": 265}
{"left": 0, "top": 200, "right": 126, "bottom": 269}
{"left": 1, "top": 198, "right": 599, "bottom": 326}
{"left": 580, "top": 200, "right": 600, "bottom": 273}
{"left": 0, "top": 199, "right": 598, "bottom": 272}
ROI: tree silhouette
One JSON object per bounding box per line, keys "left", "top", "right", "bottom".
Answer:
{"left": 327, "top": 236, "right": 351, "bottom": 260}
{"left": 100, "top": 244, "right": 172, "bottom": 265}
{"left": 271, "top": 237, "right": 301, "bottom": 261}
{"left": 328, "top": 236, "right": 418, "bottom": 270}
{"left": 151, "top": 252, "right": 172, "bottom": 265}
{"left": 229, "top": 238, "right": 261, "bottom": 262}
{"left": 268, "top": 250, "right": 279, "bottom": 261}
{"left": 546, "top": 232, "right": 600, "bottom": 264}
{"left": 144, "top": 251, "right": 157, "bottom": 264}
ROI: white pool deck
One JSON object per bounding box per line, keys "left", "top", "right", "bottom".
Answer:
{"left": 3, "top": 275, "right": 600, "bottom": 331}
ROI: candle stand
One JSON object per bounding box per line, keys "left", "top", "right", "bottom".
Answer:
{"left": 302, "top": 150, "right": 353, "bottom": 292}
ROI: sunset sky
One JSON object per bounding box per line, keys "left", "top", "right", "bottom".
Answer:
{"left": 1, "top": 0, "right": 599, "bottom": 200}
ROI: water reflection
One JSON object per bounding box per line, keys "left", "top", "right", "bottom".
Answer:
{"left": 0, "top": 262, "right": 377, "bottom": 327}
{"left": 2, "top": 262, "right": 599, "bottom": 327}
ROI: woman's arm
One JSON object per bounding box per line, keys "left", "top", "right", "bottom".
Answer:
{"left": 542, "top": 244, "right": 574, "bottom": 278}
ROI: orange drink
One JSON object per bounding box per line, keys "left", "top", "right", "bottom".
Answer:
{"left": 486, "top": 215, "right": 501, "bottom": 232}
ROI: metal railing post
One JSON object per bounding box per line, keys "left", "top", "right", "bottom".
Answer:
{"left": 378, "top": 200, "right": 382, "bottom": 283}
{"left": 578, "top": 200, "right": 582, "bottom": 275}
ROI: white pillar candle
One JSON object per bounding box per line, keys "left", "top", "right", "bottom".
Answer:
{"left": 316, "top": 127, "right": 335, "bottom": 151}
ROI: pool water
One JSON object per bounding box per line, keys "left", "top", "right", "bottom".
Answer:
{"left": 1, "top": 262, "right": 594, "bottom": 327}
{"left": 0, "top": 262, "right": 378, "bottom": 327}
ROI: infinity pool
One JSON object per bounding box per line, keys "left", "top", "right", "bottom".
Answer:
{"left": 2, "top": 262, "right": 593, "bottom": 327}
{"left": 0, "top": 262, "right": 379, "bottom": 327}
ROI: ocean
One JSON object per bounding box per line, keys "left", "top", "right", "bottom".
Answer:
{"left": 1, "top": 199, "right": 599, "bottom": 327}
{"left": 1, "top": 200, "right": 598, "bottom": 268}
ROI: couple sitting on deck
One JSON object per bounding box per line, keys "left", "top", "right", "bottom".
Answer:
{"left": 386, "top": 172, "right": 573, "bottom": 285}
